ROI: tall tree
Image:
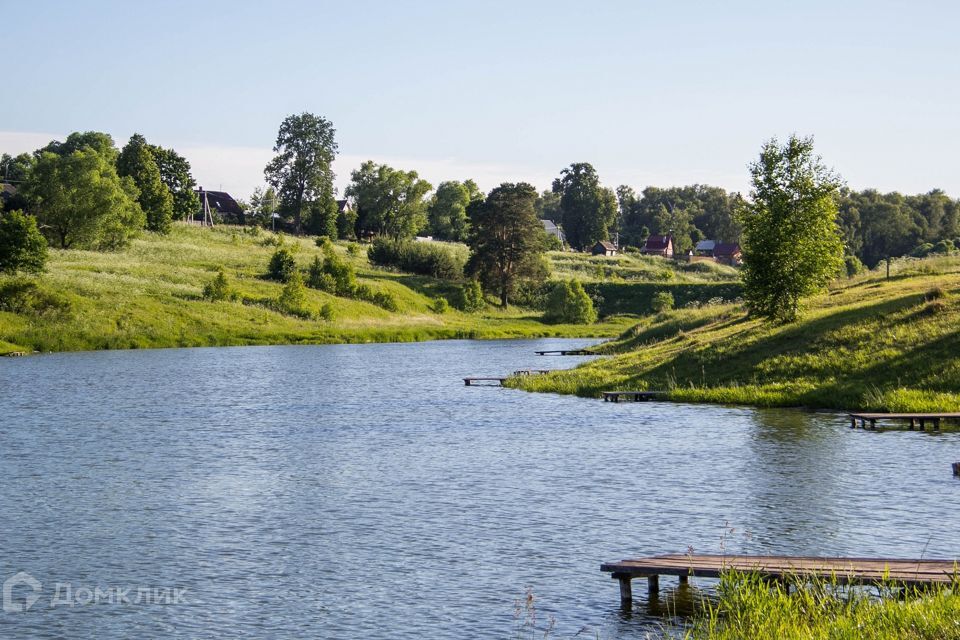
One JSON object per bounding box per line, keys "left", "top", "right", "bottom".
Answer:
{"left": 552, "top": 163, "right": 616, "bottom": 250}
{"left": 740, "top": 135, "right": 844, "bottom": 322}
{"left": 466, "top": 182, "right": 547, "bottom": 306}
{"left": 148, "top": 144, "right": 199, "bottom": 222}
{"left": 535, "top": 188, "right": 561, "bottom": 221}
{"left": 305, "top": 182, "right": 339, "bottom": 238}
{"left": 264, "top": 113, "right": 338, "bottom": 234}
{"left": 25, "top": 149, "right": 144, "bottom": 250}
{"left": 427, "top": 181, "right": 471, "bottom": 241}
{"left": 1, "top": 153, "right": 35, "bottom": 183}
{"left": 117, "top": 134, "right": 173, "bottom": 233}
{"left": 38, "top": 131, "right": 119, "bottom": 163}
{"left": 346, "top": 161, "right": 432, "bottom": 239}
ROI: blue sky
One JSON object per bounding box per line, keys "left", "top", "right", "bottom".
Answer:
{"left": 2, "top": 0, "right": 958, "bottom": 198}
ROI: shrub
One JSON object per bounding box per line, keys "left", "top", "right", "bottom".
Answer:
{"left": 0, "top": 279, "right": 73, "bottom": 316}
{"left": 0, "top": 211, "right": 48, "bottom": 275}
{"left": 318, "top": 301, "right": 335, "bottom": 321}
{"left": 925, "top": 286, "right": 947, "bottom": 302}
{"left": 267, "top": 247, "right": 297, "bottom": 282}
{"left": 844, "top": 254, "right": 865, "bottom": 278}
{"left": 431, "top": 297, "right": 450, "bottom": 314}
{"left": 371, "top": 291, "right": 399, "bottom": 311}
{"left": 346, "top": 242, "right": 361, "bottom": 256}
{"left": 275, "top": 271, "right": 311, "bottom": 318}
{"left": 306, "top": 249, "right": 356, "bottom": 296}
{"left": 202, "top": 267, "right": 237, "bottom": 302}
{"left": 315, "top": 236, "right": 334, "bottom": 251}
{"left": 454, "top": 280, "right": 485, "bottom": 312}
{"left": 651, "top": 290, "right": 675, "bottom": 313}
{"left": 367, "top": 238, "right": 465, "bottom": 279}
{"left": 543, "top": 280, "right": 597, "bottom": 324}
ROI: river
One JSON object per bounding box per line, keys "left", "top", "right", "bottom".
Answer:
{"left": 1, "top": 339, "right": 959, "bottom": 638}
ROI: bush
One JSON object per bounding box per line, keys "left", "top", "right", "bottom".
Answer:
{"left": 431, "top": 297, "right": 450, "bottom": 314}
{"left": 267, "top": 247, "right": 297, "bottom": 282}
{"left": 315, "top": 236, "right": 334, "bottom": 251}
{"left": 925, "top": 286, "right": 947, "bottom": 302}
{"left": 844, "top": 254, "right": 865, "bottom": 278}
{"left": 0, "top": 279, "right": 73, "bottom": 316}
{"left": 367, "top": 238, "right": 465, "bottom": 279}
{"left": 454, "top": 280, "right": 485, "bottom": 312}
{"left": 371, "top": 291, "right": 399, "bottom": 311}
{"left": 275, "top": 271, "right": 311, "bottom": 318}
{"left": 202, "top": 267, "right": 237, "bottom": 302}
{"left": 319, "top": 301, "right": 335, "bottom": 321}
{"left": 543, "top": 280, "right": 597, "bottom": 324}
{"left": 0, "top": 210, "right": 48, "bottom": 275}
{"left": 306, "top": 248, "right": 356, "bottom": 296}
{"left": 346, "top": 242, "right": 361, "bottom": 256}
{"left": 651, "top": 290, "right": 675, "bottom": 313}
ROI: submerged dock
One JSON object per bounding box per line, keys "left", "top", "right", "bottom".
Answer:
{"left": 602, "top": 391, "right": 665, "bottom": 402}
{"left": 602, "top": 554, "right": 960, "bottom": 605}
{"left": 849, "top": 412, "right": 960, "bottom": 430}
{"left": 534, "top": 349, "right": 593, "bottom": 356}
{"left": 464, "top": 370, "right": 550, "bottom": 386}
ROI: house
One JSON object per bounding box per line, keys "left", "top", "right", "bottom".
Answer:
{"left": 591, "top": 240, "right": 617, "bottom": 256}
{"left": 194, "top": 188, "right": 245, "bottom": 224}
{"left": 542, "top": 219, "right": 566, "bottom": 246}
{"left": 714, "top": 243, "right": 742, "bottom": 266}
{"left": 694, "top": 239, "right": 716, "bottom": 256}
{"left": 641, "top": 234, "right": 674, "bottom": 258}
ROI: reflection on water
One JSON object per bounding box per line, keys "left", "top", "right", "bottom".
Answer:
{"left": 1, "top": 339, "right": 960, "bottom": 639}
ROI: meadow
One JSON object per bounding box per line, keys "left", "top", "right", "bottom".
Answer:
{"left": 510, "top": 255, "right": 960, "bottom": 412}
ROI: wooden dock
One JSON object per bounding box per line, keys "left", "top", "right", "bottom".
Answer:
{"left": 602, "top": 554, "right": 960, "bottom": 605}
{"left": 534, "top": 349, "right": 593, "bottom": 356}
{"left": 602, "top": 391, "right": 665, "bottom": 402}
{"left": 464, "top": 370, "right": 550, "bottom": 386}
{"left": 848, "top": 412, "right": 960, "bottom": 431}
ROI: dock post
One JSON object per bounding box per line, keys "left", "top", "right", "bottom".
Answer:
{"left": 614, "top": 574, "right": 632, "bottom": 606}
{"left": 850, "top": 417, "right": 856, "bottom": 429}
{"left": 647, "top": 575, "right": 659, "bottom": 597}
{"left": 870, "top": 419, "right": 876, "bottom": 430}
{"left": 678, "top": 574, "right": 689, "bottom": 586}
{"left": 909, "top": 418, "right": 916, "bottom": 430}
{"left": 920, "top": 419, "right": 926, "bottom": 431}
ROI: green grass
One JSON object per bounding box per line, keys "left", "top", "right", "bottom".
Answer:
{"left": 509, "top": 256, "right": 960, "bottom": 412}
{"left": 684, "top": 572, "right": 960, "bottom": 640}
{"left": 0, "top": 224, "right": 645, "bottom": 354}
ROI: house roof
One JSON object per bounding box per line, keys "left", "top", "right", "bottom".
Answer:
{"left": 695, "top": 239, "right": 716, "bottom": 252}
{"left": 542, "top": 219, "right": 559, "bottom": 233}
{"left": 595, "top": 240, "right": 617, "bottom": 251}
{"left": 714, "top": 243, "right": 741, "bottom": 257}
{"left": 197, "top": 189, "right": 243, "bottom": 216}
{"left": 337, "top": 199, "right": 351, "bottom": 212}
{"left": 644, "top": 235, "right": 673, "bottom": 250}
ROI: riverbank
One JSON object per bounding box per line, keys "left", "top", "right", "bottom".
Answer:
{"left": 509, "top": 256, "right": 960, "bottom": 412}
{"left": 0, "top": 224, "right": 649, "bottom": 355}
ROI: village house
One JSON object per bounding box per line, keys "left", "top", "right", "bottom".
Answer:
{"left": 195, "top": 188, "right": 245, "bottom": 224}
{"left": 640, "top": 234, "right": 674, "bottom": 258}
{"left": 542, "top": 219, "right": 565, "bottom": 247}
{"left": 591, "top": 240, "right": 617, "bottom": 256}
{"left": 688, "top": 239, "right": 743, "bottom": 266}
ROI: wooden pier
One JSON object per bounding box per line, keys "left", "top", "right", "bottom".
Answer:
{"left": 464, "top": 370, "right": 550, "bottom": 386}
{"left": 534, "top": 349, "right": 593, "bottom": 356}
{"left": 848, "top": 412, "right": 960, "bottom": 431}
{"left": 602, "top": 554, "right": 960, "bottom": 605}
{"left": 602, "top": 391, "right": 665, "bottom": 402}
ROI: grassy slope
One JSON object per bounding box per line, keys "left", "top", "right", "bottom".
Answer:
{"left": 510, "top": 256, "right": 960, "bottom": 412}
{"left": 0, "top": 224, "right": 654, "bottom": 355}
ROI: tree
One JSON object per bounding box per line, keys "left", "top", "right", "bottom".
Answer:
{"left": 544, "top": 280, "right": 596, "bottom": 324}
{"left": 38, "top": 131, "right": 119, "bottom": 163}
{"left": 148, "top": 144, "right": 199, "bottom": 222}
{"left": 427, "top": 181, "right": 471, "bottom": 241}
{"left": 264, "top": 113, "right": 338, "bottom": 234}
{"left": 1, "top": 153, "right": 35, "bottom": 184}
{"left": 305, "top": 183, "right": 339, "bottom": 238}
{"left": 346, "top": 161, "right": 432, "bottom": 239}
{"left": 740, "top": 135, "right": 844, "bottom": 322}
{"left": 535, "top": 188, "right": 561, "bottom": 221}
{"left": 466, "top": 182, "right": 547, "bottom": 306}
{"left": 117, "top": 134, "right": 173, "bottom": 233}
{"left": 0, "top": 210, "right": 47, "bottom": 274}
{"left": 24, "top": 149, "right": 144, "bottom": 250}
{"left": 552, "top": 163, "right": 617, "bottom": 250}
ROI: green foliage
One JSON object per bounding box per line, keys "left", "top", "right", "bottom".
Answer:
{"left": 148, "top": 144, "right": 199, "bottom": 222}
{"left": 651, "top": 290, "right": 674, "bottom": 312}
{"left": 466, "top": 182, "right": 548, "bottom": 306}
{"left": 0, "top": 279, "right": 73, "bottom": 316}
{"left": 267, "top": 247, "right": 297, "bottom": 282}
{"left": 845, "top": 254, "right": 865, "bottom": 277}
{"left": 620, "top": 184, "right": 743, "bottom": 252}
{"left": 117, "top": 134, "right": 174, "bottom": 233}
{"left": 552, "top": 163, "right": 617, "bottom": 251}
{"left": 306, "top": 244, "right": 357, "bottom": 296}
{"left": 24, "top": 148, "right": 144, "bottom": 250}
{"left": 454, "top": 280, "right": 485, "bottom": 312}
{"left": 0, "top": 211, "right": 47, "bottom": 274}
{"left": 740, "top": 135, "right": 844, "bottom": 322}
{"left": 275, "top": 270, "right": 311, "bottom": 318}
{"left": 346, "top": 242, "right": 361, "bottom": 256}
{"left": 39, "top": 131, "right": 119, "bottom": 162}
{"left": 367, "top": 237, "right": 466, "bottom": 279}
{"left": 544, "top": 280, "right": 597, "bottom": 324}
{"left": 346, "top": 161, "right": 432, "bottom": 239}
{"left": 319, "top": 301, "right": 335, "bottom": 321}
{"left": 427, "top": 181, "right": 471, "bottom": 241}
{"left": 305, "top": 187, "right": 339, "bottom": 238}
{"left": 202, "top": 267, "right": 237, "bottom": 302}
{"left": 0, "top": 153, "right": 35, "bottom": 184}
{"left": 431, "top": 297, "right": 450, "bottom": 314}
{"left": 264, "top": 112, "right": 338, "bottom": 233}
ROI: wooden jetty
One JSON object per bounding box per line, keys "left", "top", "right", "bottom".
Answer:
{"left": 848, "top": 412, "right": 960, "bottom": 431}
{"left": 602, "top": 391, "right": 665, "bottom": 402}
{"left": 602, "top": 554, "right": 960, "bottom": 605}
{"left": 464, "top": 370, "right": 550, "bottom": 386}
{"left": 534, "top": 349, "right": 593, "bottom": 356}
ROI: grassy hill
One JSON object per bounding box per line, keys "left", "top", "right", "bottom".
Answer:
{"left": 510, "top": 255, "right": 960, "bottom": 412}
{"left": 1, "top": 224, "right": 720, "bottom": 355}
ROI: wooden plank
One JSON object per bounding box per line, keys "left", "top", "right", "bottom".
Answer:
{"left": 849, "top": 412, "right": 960, "bottom": 420}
